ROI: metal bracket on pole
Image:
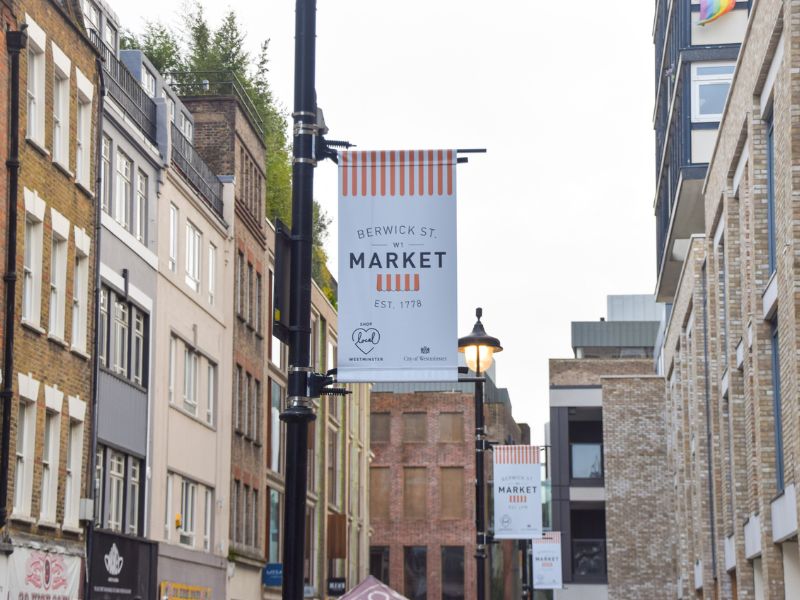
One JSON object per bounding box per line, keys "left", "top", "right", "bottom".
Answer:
{"left": 293, "top": 157, "right": 317, "bottom": 166}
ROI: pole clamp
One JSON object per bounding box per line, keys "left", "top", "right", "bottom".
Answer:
{"left": 290, "top": 366, "right": 314, "bottom": 373}
{"left": 293, "top": 157, "right": 317, "bottom": 166}
{"left": 292, "top": 110, "right": 317, "bottom": 119}
{"left": 288, "top": 396, "right": 314, "bottom": 409}
{"left": 294, "top": 121, "right": 319, "bottom": 137}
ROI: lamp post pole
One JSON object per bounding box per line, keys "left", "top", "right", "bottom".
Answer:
{"left": 458, "top": 308, "right": 502, "bottom": 600}
{"left": 281, "top": 1, "right": 317, "bottom": 599}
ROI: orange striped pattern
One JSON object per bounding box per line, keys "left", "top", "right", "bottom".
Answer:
{"left": 509, "top": 495, "right": 528, "bottom": 504}
{"left": 340, "top": 150, "right": 456, "bottom": 198}
{"left": 532, "top": 532, "right": 561, "bottom": 545}
{"left": 494, "top": 445, "right": 541, "bottom": 465}
{"left": 376, "top": 273, "right": 420, "bottom": 292}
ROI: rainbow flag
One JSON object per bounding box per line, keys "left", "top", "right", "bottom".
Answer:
{"left": 699, "top": 0, "right": 736, "bottom": 25}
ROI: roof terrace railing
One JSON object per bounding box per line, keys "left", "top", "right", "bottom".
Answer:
{"left": 171, "top": 123, "right": 224, "bottom": 219}
{"left": 88, "top": 29, "right": 157, "bottom": 143}
{"left": 163, "top": 71, "right": 265, "bottom": 140}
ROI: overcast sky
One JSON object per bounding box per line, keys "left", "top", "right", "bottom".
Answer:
{"left": 116, "top": 1, "right": 656, "bottom": 443}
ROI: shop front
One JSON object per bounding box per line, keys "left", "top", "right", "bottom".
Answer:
{"left": 89, "top": 530, "right": 157, "bottom": 599}
{"left": 157, "top": 543, "right": 226, "bottom": 600}
{"left": 0, "top": 544, "right": 83, "bottom": 599}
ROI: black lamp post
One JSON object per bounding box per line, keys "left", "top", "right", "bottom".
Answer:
{"left": 458, "top": 308, "right": 502, "bottom": 600}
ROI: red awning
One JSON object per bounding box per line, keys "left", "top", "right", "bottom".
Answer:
{"left": 340, "top": 576, "right": 408, "bottom": 600}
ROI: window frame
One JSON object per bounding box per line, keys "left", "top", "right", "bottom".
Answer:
{"left": 690, "top": 62, "right": 736, "bottom": 123}
{"left": 185, "top": 221, "right": 201, "bottom": 292}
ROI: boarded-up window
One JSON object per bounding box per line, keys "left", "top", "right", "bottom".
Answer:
{"left": 403, "top": 467, "right": 427, "bottom": 519}
{"left": 439, "top": 412, "right": 464, "bottom": 443}
{"left": 371, "top": 413, "right": 390, "bottom": 443}
{"left": 440, "top": 468, "right": 464, "bottom": 519}
{"left": 370, "top": 467, "right": 390, "bottom": 519}
{"left": 402, "top": 413, "right": 427, "bottom": 443}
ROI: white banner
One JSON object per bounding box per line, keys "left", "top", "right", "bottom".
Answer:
{"left": 532, "top": 532, "right": 563, "bottom": 589}
{"left": 337, "top": 150, "right": 458, "bottom": 382}
{"left": 6, "top": 547, "right": 82, "bottom": 598}
{"left": 492, "top": 446, "right": 542, "bottom": 539}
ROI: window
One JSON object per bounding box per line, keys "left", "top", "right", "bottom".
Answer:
{"left": 49, "top": 232, "right": 67, "bottom": 339}
{"left": 234, "top": 366, "right": 242, "bottom": 432}
{"left": 370, "top": 546, "right": 390, "bottom": 585}
{"left": 13, "top": 403, "right": 26, "bottom": 515}
{"left": 128, "top": 460, "right": 140, "bottom": 535}
{"left": 76, "top": 96, "right": 92, "bottom": 186}
{"left": 246, "top": 263, "right": 253, "bottom": 323}
{"left": 766, "top": 115, "right": 777, "bottom": 274}
{"left": 108, "top": 450, "right": 125, "bottom": 531}
{"left": 71, "top": 251, "right": 89, "bottom": 352}
{"left": 771, "top": 320, "right": 784, "bottom": 491}
{"left": 169, "top": 204, "right": 178, "bottom": 271}
{"left": 113, "top": 299, "right": 129, "bottom": 376}
{"left": 256, "top": 272, "right": 262, "bottom": 332}
{"left": 571, "top": 443, "right": 604, "bottom": 479}
{"left": 403, "top": 468, "right": 427, "bottom": 519}
{"left": 441, "top": 547, "right": 464, "bottom": 600}
{"left": 164, "top": 473, "right": 173, "bottom": 540}
{"left": 206, "top": 363, "right": 216, "bottom": 426}
{"left": 183, "top": 347, "right": 198, "bottom": 415}
{"left": 52, "top": 69, "right": 69, "bottom": 166}
{"left": 26, "top": 29, "right": 45, "bottom": 144}
{"left": 204, "top": 489, "right": 212, "bottom": 551}
{"left": 167, "top": 96, "right": 175, "bottom": 122}
{"left": 270, "top": 380, "right": 284, "bottom": 472}
{"left": 64, "top": 418, "right": 84, "bottom": 527}
{"left": 440, "top": 468, "right": 464, "bottom": 519}
{"left": 691, "top": 62, "right": 735, "bottom": 122}
{"left": 22, "top": 210, "right": 44, "bottom": 326}
{"left": 243, "top": 372, "right": 251, "bottom": 437}
{"left": 180, "top": 479, "right": 196, "bottom": 546}
{"left": 39, "top": 406, "right": 60, "bottom": 523}
{"left": 181, "top": 113, "right": 193, "bottom": 139}
{"left": 268, "top": 489, "right": 282, "bottom": 563}
{"left": 13, "top": 386, "right": 37, "bottom": 518}
{"left": 370, "top": 467, "right": 390, "bottom": 520}
{"left": 82, "top": 0, "right": 99, "bottom": 31}
{"left": 231, "top": 480, "right": 240, "bottom": 544}
{"left": 254, "top": 379, "right": 262, "bottom": 443}
{"left": 104, "top": 22, "right": 117, "bottom": 50}
{"left": 168, "top": 335, "right": 176, "bottom": 403}
{"left": 114, "top": 152, "right": 132, "bottom": 228}
{"left": 134, "top": 171, "right": 147, "bottom": 243}
{"left": 328, "top": 427, "right": 340, "bottom": 506}
{"left": 403, "top": 413, "right": 427, "bottom": 443}
{"left": 371, "top": 413, "right": 390, "bottom": 443}
{"left": 141, "top": 67, "right": 155, "bottom": 97}
{"left": 132, "top": 312, "right": 145, "bottom": 385}
{"left": 98, "top": 289, "right": 108, "bottom": 367}
{"left": 236, "top": 251, "right": 244, "bottom": 315}
{"left": 101, "top": 136, "right": 112, "bottom": 212}
{"left": 94, "top": 448, "right": 104, "bottom": 527}
{"left": 208, "top": 244, "right": 216, "bottom": 305}
{"left": 185, "top": 222, "right": 201, "bottom": 291}
{"left": 243, "top": 485, "right": 251, "bottom": 546}
{"left": 439, "top": 413, "right": 463, "bottom": 443}
{"left": 403, "top": 546, "right": 427, "bottom": 600}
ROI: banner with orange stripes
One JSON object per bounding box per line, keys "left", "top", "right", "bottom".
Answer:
{"left": 337, "top": 150, "right": 458, "bottom": 382}
{"left": 532, "top": 532, "right": 563, "bottom": 589}
{"left": 493, "top": 445, "right": 543, "bottom": 540}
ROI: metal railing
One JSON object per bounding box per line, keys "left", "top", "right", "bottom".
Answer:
{"left": 163, "top": 71, "right": 265, "bottom": 139}
{"left": 572, "top": 539, "right": 607, "bottom": 581}
{"left": 88, "top": 29, "right": 157, "bottom": 143}
{"left": 171, "top": 123, "right": 224, "bottom": 218}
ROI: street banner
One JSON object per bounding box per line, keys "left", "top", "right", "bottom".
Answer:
{"left": 337, "top": 150, "right": 458, "bottom": 382}
{"left": 532, "top": 532, "right": 563, "bottom": 589}
{"left": 492, "top": 445, "right": 542, "bottom": 539}
{"left": 7, "top": 547, "right": 82, "bottom": 598}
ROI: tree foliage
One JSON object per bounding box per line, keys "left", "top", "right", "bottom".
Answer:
{"left": 127, "top": 1, "right": 336, "bottom": 304}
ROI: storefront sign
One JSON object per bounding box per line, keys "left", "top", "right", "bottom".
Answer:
{"left": 327, "top": 577, "right": 346, "bottom": 596}
{"left": 160, "top": 581, "right": 212, "bottom": 600}
{"left": 6, "top": 547, "right": 81, "bottom": 599}
{"left": 492, "top": 445, "right": 542, "bottom": 539}
{"left": 90, "top": 530, "right": 157, "bottom": 599}
{"left": 532, "top": 532, "right": 563, "bottom": 589}
{"left": 262, "top": 563, "right": 282, "bottom": 587}
{"left": 338, "top": 149, "right": 459, "bottom": 382}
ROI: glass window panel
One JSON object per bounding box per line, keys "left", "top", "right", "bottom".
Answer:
{"left": 441, "top": 547, "right": 464, "bottom": 600}
{"left": 403, "top": 546, "right": 427, "bottom": 600}
{"left": 571, "top": 443, "right": 603, "bottom": 479}
{"left": 698, "top": 82, "right": 731, "bottom": 116}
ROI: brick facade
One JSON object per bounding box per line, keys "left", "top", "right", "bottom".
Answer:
{"left": 1, "top": 0, "right": 98, "bottom": 578}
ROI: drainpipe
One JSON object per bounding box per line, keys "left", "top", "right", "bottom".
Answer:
{"left": 85, "top": 55, "right": 106, "bottom": 599}
{"left": 0, "top": 27, "right": 28, "bottom": 531}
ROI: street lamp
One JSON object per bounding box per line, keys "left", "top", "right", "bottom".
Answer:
{"left": 458, "top": 307, "right": 502, "bottom": 600}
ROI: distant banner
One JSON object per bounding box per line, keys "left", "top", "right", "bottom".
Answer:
{"left": 532, "top": 532, "right": 563, "bottom": 589}
{"left": 492, "top": 446, "right": 542, "bottom": 539}
{"left": 337, "top": 150, "right": 458, "bottom": 382}
{"left": 7, "top": 547, "right": 82, "bottom": 598}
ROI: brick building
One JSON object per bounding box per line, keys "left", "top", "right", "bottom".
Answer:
{"left": 369, "top": 369, "right": 527, "bottom": 600}
{"left": 0, "top": 0, "right": 99, "bottom": 593}
{"left": 547, "top": 295, "right": 671, "bottom": 600}
{"left": 653, "top": 1, "right": 800, "bottom": 596}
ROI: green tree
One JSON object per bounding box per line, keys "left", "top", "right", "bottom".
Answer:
{"left": 126, "top": 22, "right": 184, "bottom": 74}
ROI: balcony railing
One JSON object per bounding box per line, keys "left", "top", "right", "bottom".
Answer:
{"left": 572, "top": 539, "right": 607, "bottom": 582}
{"left": 88, "top": 29, "right": 157, "bottom": 143}
{"left": 171, "top": 123, "right": 224, "bottom": 219}
{"left": 163, "top": 71, "right": 265, "bottom": 140}
{"left": 570, "top": 443, "right": 603, "bottom": 480}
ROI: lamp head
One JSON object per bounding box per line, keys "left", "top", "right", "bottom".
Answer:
{"left": 458, "top": 307, "right": 503, "bottom": 373}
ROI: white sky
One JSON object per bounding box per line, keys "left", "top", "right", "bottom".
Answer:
{"left": 116, "top": 1, "right": 656, "bottom": 444}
